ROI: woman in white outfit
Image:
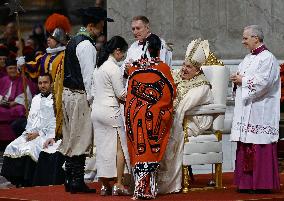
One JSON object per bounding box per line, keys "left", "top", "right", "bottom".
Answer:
{"left": 91, "top": 36, "right": 130, "bottom": 196}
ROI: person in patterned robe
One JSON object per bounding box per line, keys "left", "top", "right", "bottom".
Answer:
{"left": 125, "top": 33, "right": 176, "bottom": 199}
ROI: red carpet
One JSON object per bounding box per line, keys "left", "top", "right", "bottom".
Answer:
{"left": 0, "top": 172, "right": 283, "bottom": 201}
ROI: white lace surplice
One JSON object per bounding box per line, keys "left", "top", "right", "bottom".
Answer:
{"left": 230, "top": 50, "right": 280, "bottom": 144}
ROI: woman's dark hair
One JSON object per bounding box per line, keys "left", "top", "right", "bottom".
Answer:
{"left": 145, "top": 33, "right": 161, "bottom": 58}
{"left": 97, "top": 36, "right": 128, "bottom": 67}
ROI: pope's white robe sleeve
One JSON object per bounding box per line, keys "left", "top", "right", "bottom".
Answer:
{"left": 176, "top": 85, "right": 213, "bottom": 137}
{"left": 241, "top": 54, "right": 278, "bottom": 101}
{"left": 23, "top": 95, "right": 56, "bottom": 139}
{"left": 176, "top": 85, "right": 212, "bottom": 118}
{"left": 76, "top": 40, "right": 96, "bottom": 102}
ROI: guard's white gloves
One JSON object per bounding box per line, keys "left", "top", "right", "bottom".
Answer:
{"left": 16, "top": 56, "right": 25, "bottom": 70}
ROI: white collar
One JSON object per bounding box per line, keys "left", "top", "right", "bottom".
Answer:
{"left": 108, "top": 55, "right": 118, "bottom": 64}
{"left": 46, "top": 46, "right": 66, "bottom": 54}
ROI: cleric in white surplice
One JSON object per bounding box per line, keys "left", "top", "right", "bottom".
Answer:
{"left": 1, "top": 74, "right": 56, "bottom": 187}
{"left": 230, "top": 25, "right": 280, "bottom": 192}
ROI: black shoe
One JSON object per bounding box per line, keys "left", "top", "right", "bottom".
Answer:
{"left": 16, "top": 184, "right": 23, "bottom": 188}
{"left": 70, "top": 181, "right": 96, "bottom": 194}
{"left": 237, "top": 189, "right": 252, "bottom": 193}
{"left": 64, "top": 181, "right": 70, "bottom": 192}
{"left": 253, "top": 189, "right": 272, "bottom": 194}
{"left": 64, "top": 156, "right": 72, "bottom": 192}
{"left": 69, "top": 155, "right": 96, "bottom": 194}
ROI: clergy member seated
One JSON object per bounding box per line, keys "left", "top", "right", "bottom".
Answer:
{"left": 0, "top": 58, "right": 35, "bottom": 144}
{"left": 173, "top": 39, "right": 213, "bottom": 139}
{"left": 0, "top": 73, "right": 56, "bottom": 187}
{"left": 0, "top": 45, "right": 9, "bottom": 78}
{"left": 158, "top": 39, "right": 213, "bottom": 194}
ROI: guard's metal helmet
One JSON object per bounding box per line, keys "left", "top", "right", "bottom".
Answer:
{"left": 45, "top": 13, "right": 71, "bottom": 45}
{"left": 49, "top": 28, "right": 68, "bottom": 45}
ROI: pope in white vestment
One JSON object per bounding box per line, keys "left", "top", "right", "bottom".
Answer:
{"left": 158, "top": 39, "right": 213, "bottom": 194}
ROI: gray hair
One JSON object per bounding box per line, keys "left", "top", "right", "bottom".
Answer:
{"left": 244, "top": 25, "right": 264, "bottom": 42}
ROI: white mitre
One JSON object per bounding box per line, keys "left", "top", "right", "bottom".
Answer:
{"left": 185, "top": 38, "right": 210, "bottom": 67}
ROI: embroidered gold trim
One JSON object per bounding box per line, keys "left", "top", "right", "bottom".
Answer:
{"left": 203, "top": 52, "right": 224, "bottom": 66}
{"left": 173, "top": 70, "right": 211, "bottom": 109}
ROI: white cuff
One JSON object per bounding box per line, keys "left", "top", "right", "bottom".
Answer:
{"left": 16, "top": 56, "right": 25, "bottom": 67}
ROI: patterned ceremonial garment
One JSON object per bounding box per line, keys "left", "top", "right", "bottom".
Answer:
{"left": 125, "top": 58, "right": 176, "bottom": 199}
{"left": 23, "top": 47, "right": 65, "bottom": 138}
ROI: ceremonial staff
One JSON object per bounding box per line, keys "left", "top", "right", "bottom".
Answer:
{"left": 5, "top": 0, "right": 29, "bottom": 117}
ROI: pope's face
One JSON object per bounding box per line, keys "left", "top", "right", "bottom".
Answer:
{"left": 131, "top": 20, "right": 149, "bottom": 42}
{"left": 180, "top": 62, "right": 200, "bottom": 80}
